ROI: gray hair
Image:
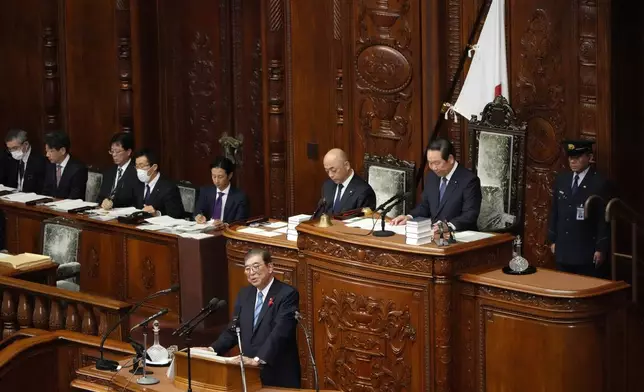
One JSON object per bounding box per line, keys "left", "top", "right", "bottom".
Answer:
{"left": 244, "top": 248, "right": 272, "bottom": 265}
{"left": 5, "top": 129, "right": 28, "bottom": 144}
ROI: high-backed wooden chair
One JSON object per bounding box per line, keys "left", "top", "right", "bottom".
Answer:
{"left": 177, "top": 180, "right": 199, "bottom": 219}
{"left": 468, "top": 95, "right": 527, "bottom": 233}
{"left": 363, "top": 153, "right": 416, "bottom": 217}
{"left": 85, "top": 166, "right": 103, "bottom": 203}
{"left": 40, "top": 217, "right": 82, "bottom": 291}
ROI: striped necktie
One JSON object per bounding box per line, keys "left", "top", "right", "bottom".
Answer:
{"left": 253, "top": 291, "right": 264, "bottom": 328}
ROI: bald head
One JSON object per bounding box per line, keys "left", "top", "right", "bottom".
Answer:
{"left": 323, "top": 148, "right": 352, "bottom": 184}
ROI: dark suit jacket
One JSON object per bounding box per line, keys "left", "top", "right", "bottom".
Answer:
{"left": 6, "top": 150, "right": 47, "bottom": 193}
{"left": 42, "top": 156, "right": 88, "bottom": 200}
{"left": 410, "top": 164, "right": 482, "bottom": 231}
{"left": 134, "top": 175, "right": 185, "bottom": 219}
{"left": 97, "top": 162, "right": 139, "bottom": 208}
{"left": 322, "top": 173, "right": 376, "bottom": 214}
{"left": 211, "top": 279, "right": 301, "bottom": 388}
{"left": 195, "top": 186, "right": 249, "bottom": 223}
{"left": 548, "top": 169, "right": 610, "bottom": 266}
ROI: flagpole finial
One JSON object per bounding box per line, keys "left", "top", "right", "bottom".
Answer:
{"left": 442, "top": 103, "right": 459, "bottom": 123}
{"left": 440, "top": 102, "right": 451, "bottom": 113}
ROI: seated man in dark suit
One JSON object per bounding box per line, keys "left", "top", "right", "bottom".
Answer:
{"left": 5, "top": 129, "right": 47, "bottom": 193}
{"left": 194, "top": 156, "right": 249, "bottom": 226}
{"left": 42, "top": 131, "right": 88, "bottom": 200}
{"left": 133, "top": 149, "right": 184, "bottom": 218}
{"left": 208, "top": 249, "right": 301, "bottom": 388}
{"left": 322, "top": 148, "right": 376, "bottom": 214}
{"left": 98, "top": 132, "right": 139, "bottom": 209}
{"left": 391, "top": 138, "right": 482, "bottom": 231}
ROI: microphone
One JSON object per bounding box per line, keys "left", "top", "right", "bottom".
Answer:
{"left": 373, "top": 192, "right": 412, "bottom": 238}
{"left": 177, "top": 299, "right": 227, "bottom": 338}
{"left": 95, "top": 284, "right": 180, "bottom": 371}
{"left": 375, "top": 191, "right": 404, "bottom": 212}
{"left": 310, "top": 197, "right": 328, "bottom": 220}
{"left": 130, "top": 308, "right": 169, "bottom": 332}
{"left": 173, "top": 297, "right": 221, "bottom": 336}
{"left": 295, "top": 311, "right": 319, "bottom": 392}
{"left": 233, "top": 312, "right": 248, "bottom": 392}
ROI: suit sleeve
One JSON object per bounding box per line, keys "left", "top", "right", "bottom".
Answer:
{"left": 356, "top": 184, "right": 377, "bottom": 210}
{"left": 68, "top": 165, "right": 88, "bottom": 200}
{"left": 97, "top": 170, "right": 111, "bottom": 201}
{"left": 232, "top": 192, "right": 250, "bottom": 222}
{"left": 32, "top": 156, "right": 47, "bottom": 194}
{"left": 547, "top": 179, "right": 558, "bottom": 244}
{"left": 42, "top": 168, "right": 54, "bottom": 197}
{"left": 194, "top": 187, "right": 209, "bottom": 218}
{"left": 409, "top": 175, "right": 432, "bottom": 218}
{"left": 163, "top": 184, "right": 186, "bottom": 218}
{"left": 211, "top": 293, "right": 243, "bottom": 355}
{"left": 448, "top": 176, "right": 482, "bottom": 231}
{"left": 256, "top": 289, "right": 299, "bottom": 365}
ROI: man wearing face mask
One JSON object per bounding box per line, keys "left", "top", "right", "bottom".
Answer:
{"left": 133, "top": 149, "right": 184, "bottom": 218}
{"left": 42, "top": 131, "right": 88, "bottom": 200}
{"left": 194, "top": 156, "right": 249, "bottom": 227}
{"left": 98, "top": 132, "right": 139, "bottom": 210}
{"left": 5, "top": 129, "right": 47, "bottom": 193}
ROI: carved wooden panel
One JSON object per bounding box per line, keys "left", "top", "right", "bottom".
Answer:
{"left": 125, "top": 237, "right": 180, "bottom": 321}
{"left": 350, "top": 0, "right": 424, "bottom": 172}
{"left": 310, "top": 267, "right": 424, "bottom": 392}
{"left": 78, "top": 230, "right": 125, "bottom": 300}
{"left": 63, "top": 0, "right": 122, "bottom": 168}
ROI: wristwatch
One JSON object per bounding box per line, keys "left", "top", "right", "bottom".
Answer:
{"left": 253, "top": 356, "right": 266, "bottom": 365}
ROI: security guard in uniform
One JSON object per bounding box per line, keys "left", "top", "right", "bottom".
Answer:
{"left": 548, "top": 140, "right": 610, "bottom": 278}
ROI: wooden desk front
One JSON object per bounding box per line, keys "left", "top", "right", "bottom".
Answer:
{"left": 0, "top": 200, "right": 228, "bottom": 332}
{"left": 224, "top": 220, "right": 514, "bottom": 392}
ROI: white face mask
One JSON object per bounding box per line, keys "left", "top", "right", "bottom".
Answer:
{"left": 10, "top": 150, "right": 24, "bottom": 161}
{"left": 136, "top": 168, "right": 151, "bottom": 183}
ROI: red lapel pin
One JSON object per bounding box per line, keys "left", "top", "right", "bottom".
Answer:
{"left": 268, "top": 297, "right": 274, "bottom": 307}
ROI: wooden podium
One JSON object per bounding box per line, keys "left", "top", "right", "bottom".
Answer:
{"left": 173, "top": 351, "right": 262, "bottom": 392}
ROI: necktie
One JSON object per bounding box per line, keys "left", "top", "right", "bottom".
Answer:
{"left": 56, "top": 165, "right": 62, "bottom": 187}
{"left": 112, "top": 167, "right": 123, "bottom": 191}
{"left": 439, "top": 177, "right": 448, "bottom": 202}
{"left": 253, "top": 291, "right": 264, "bottom": 328}
{"left": 572, "top": 174, "right": 579, "bottom": 195}
{"left": 333, "top": 184, "right": 344, "bottom": 213}
{"left": 212, "top": 192, "right": 224, "bottom": 220}
{"left": 144, "top": 184, "right": 151, "bottom": 204}
{"left": 18, "top": 161, "right": 25, "bottom": 180}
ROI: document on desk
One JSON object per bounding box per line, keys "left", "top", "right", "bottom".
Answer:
{"left": 1, "top": 192, "right": 48, "bottom": 203}
{"left": 236, "top": 227, "right": 266, "bottom": 234}
{"left": 253, "top": 230, "right": 283, "bottom": 238}
{"left": 455, "top": 231, "right": 495, "bottom": 242}
{"left": 262, "top": 221, "right": 288, "bottom": 229}
{"left": 0, "top": 185, "right": 15, "bottom": 192}
{"left": 144, "top": 215, "right": 194, "bottom": 227}
{"left": 45, "top": 199, "right": 98, "bottom": 211}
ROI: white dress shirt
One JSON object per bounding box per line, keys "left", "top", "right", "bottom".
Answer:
{"left": 58, "top": 154, "right": 71, "bottom": 176}
{"left": 17, "top": 146, "right": 32, "bottom": 191}
{"left": 572, "top": 166, "right": 590, "bottom": 187}
{"left": 112, "top": 159, "right": 131, "bottom": 190}
{"left": 144, "top": 172, "right": 161, "bottom": 197}
{"left": 214, "top": 184, "right": 231, "bottom": 221}
{"left": 442, "top": 161, "right": 459, "bottom": 186}
{"left": 333, "top": 169, "right": 355, "bottom": 204}
{"left": 256, "top": 277, "right": 275, "bottom": 305}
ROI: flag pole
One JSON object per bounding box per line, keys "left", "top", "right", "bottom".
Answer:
{"left": 414, "top": 0, "right": 494, "bottom": 187}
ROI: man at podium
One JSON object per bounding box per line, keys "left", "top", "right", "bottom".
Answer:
{"left": 210, "top": 249, "right": 301, "bottom": 388}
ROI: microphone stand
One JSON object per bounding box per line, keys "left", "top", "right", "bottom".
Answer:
{"left": 296, "top": 314, "right": 319, "bottom": 392}
{"left": 236, "top": 325, "right": 249, "bottom": 392}
{"left": 373, "top": 204, "right": 396, "bottom": 237}
{"left": 136, "top": 323, "right": 158, "bottom": 385}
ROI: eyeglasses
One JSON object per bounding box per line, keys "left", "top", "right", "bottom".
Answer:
{"left": 108, "top": 149, "right": 125, "bottom": 155}
{"left": 244, "top": 263, "right": 263, "bottom": 274}
{"left": 135, "top": 165, "right": 151, "bottom": 170}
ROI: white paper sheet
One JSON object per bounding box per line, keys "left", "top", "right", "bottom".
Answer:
{"left": 177, "top": 232, "right": 213, "bottom": 239}
{"left": 253, "top": 231, "right": 283, "bottom": 238}
{"left": 137, "top": 224, "right": 167, "bottom": 231}
{"left": 454, "top": 231, "right": 495, "bottom": 243}
{"left": 274, "top": 226, "right": 288, "bottom": 234}
{"left": 236, "top": 227, "right": 266, "bottom": 234}
{"left": 1, "top": 192, "right": 48, "bottom": 203}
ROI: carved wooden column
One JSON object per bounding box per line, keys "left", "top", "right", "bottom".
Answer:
{"left": 116, "top": 0, "right": 133, "bottom": 132}
{"left": 17, "top": 293, "right": 33, "bottom": 329}
{"left": 332, "top": 0, "right": 345, "bottom": 148}
{"left": 81, "top": 305, "right": 97, "bottom": 335}
{"left": 262, "top": 0, "right": 288, "bottom": 218}
{"left": 32, "top": 296, "right": 49, "bottom": 329}
{"left": 433, "top": 260, "right": 453, "bottom": 392}
{"left": 42, "top": 21, "right": 60, "bottom": 131}
{"left": 1, "top": 290, "right": 18, "bottom": 338}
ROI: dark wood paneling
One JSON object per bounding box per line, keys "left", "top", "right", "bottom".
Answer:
{"left": 0, "top": 0, "right": 59, "bottom": 145}
{"left": 62, "top": 0, "right": 121, "bottom": 168}
{"left": 79, "top": 230, "right": 124, "bottom": 299}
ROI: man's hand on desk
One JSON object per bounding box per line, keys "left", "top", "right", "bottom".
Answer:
{"left": 390, "top": 215, "right": 410, "bottom": 226}
{"left": 230, "top": 356, "right": 261, "bottom": 366}
{"left": 195, "top": 214, "right": 207, "bottom": 224}
{"left": 101, "top": 198, "right": 113, "bottom": 210}
{"left": 143, "top": 205, "right": 161, "bottom": 216}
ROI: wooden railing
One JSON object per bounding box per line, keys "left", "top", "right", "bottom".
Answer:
{"left": 0, "top": 276, "right": 132, "bottom": 340}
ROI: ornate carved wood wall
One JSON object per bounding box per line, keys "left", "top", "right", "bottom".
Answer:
{"left": 0, "top": 0, "right": 642, "bottom": 255}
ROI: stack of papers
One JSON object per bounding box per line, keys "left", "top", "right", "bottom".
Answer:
{"left": 0, "top": 185, "right": 16, "bottom": 192}
{"left": 287, "top": 214, "right": 311, "bottom": 241}
{"left": 1, "top": 192, "right": 49, "bottom": 203}
{"left": 236, "top": 226, "right": 283, "bottom": 238}
{"left": 45, "top": 199, "right": 98, "bottom": 212}
{"left": 454, "top": 231, "right": 494, "bottom": 243}
{"left": 405, "top": 218, "right": 433, "bottom": 245}
{"left": 87, "top": 207, "right": 142, "bottom": 221}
